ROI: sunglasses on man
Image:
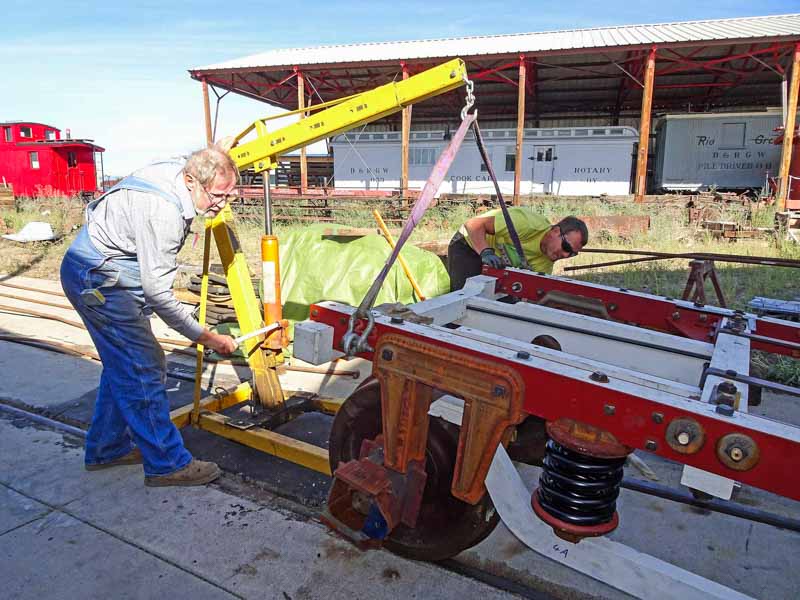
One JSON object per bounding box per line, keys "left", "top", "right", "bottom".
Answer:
{"left": 559, "top": 226, "right": 578, "bottom": 258}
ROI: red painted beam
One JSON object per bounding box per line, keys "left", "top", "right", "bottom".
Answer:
{"left": 309, "top": 301, "right": 800, "bottom": 502}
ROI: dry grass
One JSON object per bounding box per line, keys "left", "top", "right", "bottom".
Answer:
{"left": 0, "top": 196, "right": 85, "bottom": 280}
{"left": 2, "top": 194, "right": 798, "bottom": 312}
{"left": 3, "top": 193, "right": 797, "bottom": 383}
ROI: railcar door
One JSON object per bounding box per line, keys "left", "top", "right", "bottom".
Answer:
{"left": 531, "top": 146, "right": 555, "bottom": 194}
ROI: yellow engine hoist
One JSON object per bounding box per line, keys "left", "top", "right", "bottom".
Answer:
{"left": 170, "top": 58, "right": 470, "bottom": 474}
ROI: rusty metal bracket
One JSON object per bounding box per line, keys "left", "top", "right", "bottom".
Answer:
{"left": 325, "top": 332, "right": 526, "bottom": 545}
{"left": 373, "top": 333, "right": 526, "bottom": 504}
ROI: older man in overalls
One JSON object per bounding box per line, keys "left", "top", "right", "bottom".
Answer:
{"left": 60, "top": 146, "right": 238, "bottom": 486}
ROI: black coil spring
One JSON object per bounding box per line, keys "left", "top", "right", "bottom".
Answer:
{"left": 536, "top": 439, "right": 626, "bottom": 526}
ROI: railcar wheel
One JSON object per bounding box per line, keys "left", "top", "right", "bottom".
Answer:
{"left": 328, "top": 378, "right": 500, "bottom": 561}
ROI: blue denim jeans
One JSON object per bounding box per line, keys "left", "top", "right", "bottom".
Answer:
{"left": 60, "top": 227, "right": 192, "bottom": 476}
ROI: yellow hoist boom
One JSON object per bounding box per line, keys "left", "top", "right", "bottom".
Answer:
{"left": 230, "top": 58, "right": 468, "bottom": 173}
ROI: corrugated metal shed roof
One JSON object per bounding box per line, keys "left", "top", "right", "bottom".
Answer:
{"left": 194, "top": 13, "right": 800, "bottom": 72}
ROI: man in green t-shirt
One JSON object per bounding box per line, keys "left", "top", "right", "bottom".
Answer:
{"left": 447, "top": 208, "right": 588, "bottom": 291}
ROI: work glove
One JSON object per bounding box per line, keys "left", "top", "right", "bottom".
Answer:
{"left": 480, "top": 248, "right": 504, "bottom": 269}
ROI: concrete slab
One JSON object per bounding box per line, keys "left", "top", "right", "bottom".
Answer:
{"left": 0, "top": 505, "right": 238, "bottom": 600}
{"left": 0, "top": 342, "right": 100, "bottom": 408}
{"left": 0, "top": 486, "right": 50, "bottom": 536}
{"left": 0, "top": 414, "right": 518, "bottom": 600}
{"left": 0, "top": 415, "right": 138, "bottom": 507}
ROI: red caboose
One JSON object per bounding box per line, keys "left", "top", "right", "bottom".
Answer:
{"left": 0, "top": 121, "right": 105, "bottom": 198}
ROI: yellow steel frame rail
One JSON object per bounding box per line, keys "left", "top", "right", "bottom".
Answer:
{"left": 171, "top": 59, "right": 468, "bottom": 473}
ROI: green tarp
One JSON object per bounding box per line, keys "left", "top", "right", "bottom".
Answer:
{"left": 212, "top": 224, "right": 449, "bottom": 359}
{"left": 278, "top": 224, "right": 450, "bottom": 322}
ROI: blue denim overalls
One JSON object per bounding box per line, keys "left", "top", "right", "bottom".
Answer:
{"left": 60, "top": 176, "right": 193, "bottom": 475}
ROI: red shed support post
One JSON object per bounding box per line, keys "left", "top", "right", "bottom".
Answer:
{"left": 296, "top": 68, "right": 308, "bottom": 193}
{"left": 514, "top": 56, "right": 527, "bottom": 205}
{"left": 777, "top": 42, "right": 800, "bottom": 211}
{"left": 634, "top": 46, "right": 657, "bottom": 203}
{"left": 201, "top": 78, "right": 213, "bottom": 146}
{"left": 401, "top": 63, "right": 412, "bottom": 197}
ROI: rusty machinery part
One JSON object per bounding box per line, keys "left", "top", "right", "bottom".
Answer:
{"left": 746, "top": 359, "right": 766, "bottom": 407}
{"left": 536, "top": 290, "right": 612, "bottom": 320}
{"left": 530, "top": 334, "right": 562, "bottom": 352}
{"left": 372, "top": 332, "right": 525, "bottom": 505}
{"left": 532, "top": 418, "right": 632, "bottom": 543}
{"left": 665, "top": 417, "right": 706, "bottom": 454}
{"left": 327, "top": 378, "right": 499, "bottom": 561}
{"left": 506, "top": 415, "right": 548, "bottom": 466}
{"left": 326, "top": 435, "right": 428, "bottom": 543}
{"left": 716, "top": 432, "right": 760, "bottom": 471}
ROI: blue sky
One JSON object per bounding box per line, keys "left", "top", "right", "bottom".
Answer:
{"left": 3, "top": 1, "right": 797, "bottom": 176}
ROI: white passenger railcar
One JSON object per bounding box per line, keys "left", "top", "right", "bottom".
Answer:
{"left": 331, "top": 126, "right": 637, "bottom": 196}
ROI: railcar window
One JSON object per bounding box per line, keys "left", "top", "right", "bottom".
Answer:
{"left": 720, "top": 122, "right": 746, "bottom": 149}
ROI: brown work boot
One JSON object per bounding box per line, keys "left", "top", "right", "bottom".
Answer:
{"left": 85, "top": 447, "right": 143, "bottom": 471}
{"left": 144, "top": 459, "right": 221, "bottom": 487}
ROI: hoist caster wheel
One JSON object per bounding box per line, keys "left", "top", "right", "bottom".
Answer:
{"left": 328, "top": 377, "right": 500, "bottom": 561}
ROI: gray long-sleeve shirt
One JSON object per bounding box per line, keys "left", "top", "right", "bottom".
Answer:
{"left": 86, "top": 160, "right": 204, "bottom": 341}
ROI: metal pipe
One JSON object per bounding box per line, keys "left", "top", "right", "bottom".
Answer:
{"left": 733, "top": 331, "right": 800, "bottom": 353}
{"left": 704, "top": 366, "right": 800, "bottom": 398}
{"left": 0, "top": 402, "right": 87, "bottom": 439}
{"left": 263, "top": 174, "right": 273, "bottom": 236}
{"left": 565, "top": 255, "right": 666, "bottom": 271}
{"left": 622, "top": 477, "right": 800, "bottom": 533}
{"left": 578, "top": 248, "right": 800, "bottom": 268}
